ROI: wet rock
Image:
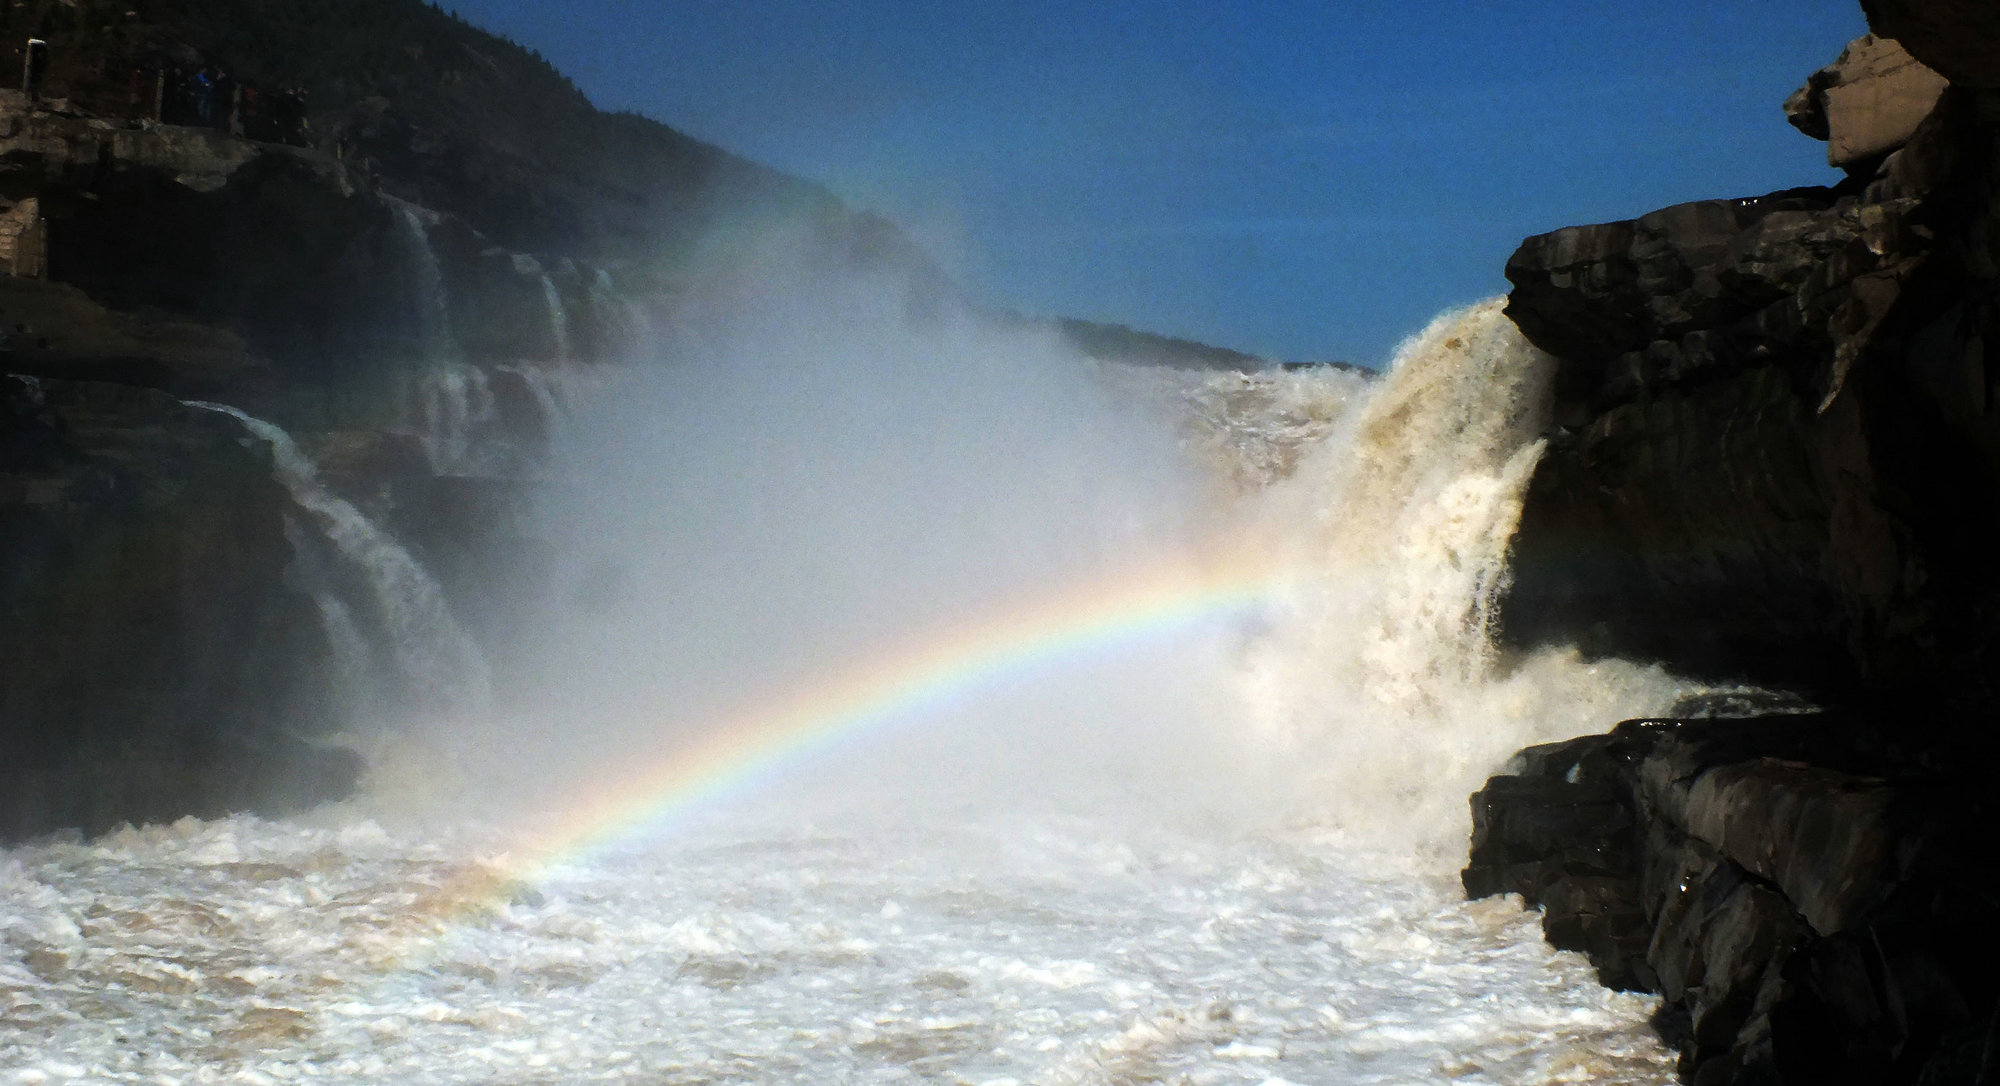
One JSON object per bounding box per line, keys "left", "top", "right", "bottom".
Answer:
{"left": 1678, "top": 760, "right": 1895, "bottom": 935}
{"left": 0, "top": 377, "right": 361, "bottom": 841}
{"left": 1465, "top": 714, "right": 2000, "bottom": 1085}
{"left": 1466, "top": 732, "right": 1652, "bottom": 990}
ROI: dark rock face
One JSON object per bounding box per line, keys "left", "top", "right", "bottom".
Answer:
{"left": 0, "top": 101, "right": 646, "bottom": 400}
{"left": 1488, "top": 10, "right": 2000, "bottom": 1083}
{"left": 1465, "top": 714, "right": 1998, "bottom": 1085}
{"left": 0, "top": 375, "right": 361, "bottom": 839}
{"left": 1499, "top": 81, "right": 2000, "bottom": 710}
{"left": 1862, "top": 0, "right": 2000, "bottom": 88}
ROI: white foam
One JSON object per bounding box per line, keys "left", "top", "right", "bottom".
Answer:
{"left": 0, "top": 812, "right": 1677, "bottom": 1084}
{"left": 1217, "top": 301, "right": 1702, "bottom": 862}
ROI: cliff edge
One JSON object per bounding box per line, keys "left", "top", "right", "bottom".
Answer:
{"left": 1472, "top": 4, "right": 2000, "bottom": 1082}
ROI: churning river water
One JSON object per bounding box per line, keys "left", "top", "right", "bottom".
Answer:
{"left": 3, "top": 296, "right": 1700, "bottom": 1083}
{"left": 0, "top": 808, "right": 1676, "bottom": 1085}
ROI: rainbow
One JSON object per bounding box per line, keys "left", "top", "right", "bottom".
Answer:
{"left": 402, "top": 546, "right": 1310, "bottom": 931}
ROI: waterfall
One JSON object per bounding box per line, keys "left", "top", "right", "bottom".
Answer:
{"left": 7, "top": 300, "right": 1695, "bottom": 1084}
{"left": 393, "top": 202, "right": 457, "bottom": 364}
{"left": 189, "top": 401, "right": 492, "bottom": 718}
{"left": 403, "top": 361, "right": 585, "bottom": 476}
{"left": 499, "top": 362, "right": 567, "bottom": 443}
{"left": 412, "top": 364, "right": 499, "bottom": 474}
{"left": 1226, "top": 299, "right": 1694, "bottom": 858}
{"left": 281, "top": 514, "right": 373, "bottom": 696}
{"left": 540, "top": 275, "right": 571, "bottom": 362}
{"left": 585, "top": 268, "right": 653, "bottom": 362}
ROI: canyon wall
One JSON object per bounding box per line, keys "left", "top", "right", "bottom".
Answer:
{"left": 1475, "top": 6, "right": 2000, "bottom": 1082}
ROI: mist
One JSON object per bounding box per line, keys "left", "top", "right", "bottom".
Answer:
{"left": 7, "top": 245, "right": 1704, "bottom": 1086}
{"left": 338, "top": 253, "right": 1712, "bottom": 876}
{"left": 369, "top": 246, "right": 1306, "bottom": 841}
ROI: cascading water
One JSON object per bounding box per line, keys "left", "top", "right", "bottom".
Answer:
{"left": 2, "top": 299, "right": 1696, "bottom": 1084}
{"left": 500, "top": 363, "right": 568, "bottom": 435}
{"left": 188, "top": 401, "right": 491, "bottom": 719}
{"left": 282, "top": 513, "right": 375, "bottom": 716}
{"left": 400, "top": 358, "right": 586, "bottom": 478}
{"left": 410, "top": 364, "right": 500, "bottom": 474}
{"left": 393, "top": 201, "right": 508, "bottom": 476}
{"left": 540, "top": 274, "right": 572, "bottom": 362}
{"left": 1230, "top": 300, "right": 1696, "bottom": 859}
{"left": 393, "top": 202, "right": 458, "bottom": 365}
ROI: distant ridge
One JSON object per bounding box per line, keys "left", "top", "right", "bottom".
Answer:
{"left": 1053, "top": 316, "right": 1362, "bottom": 373}
{"left": 1, "top": 0, "right": 1293, "bottom": 370}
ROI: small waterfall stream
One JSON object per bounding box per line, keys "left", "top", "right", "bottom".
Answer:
{"left": 540, "top": 275, "right": 571, "bottom": 362}
{"left": 189, "top": 401, "right": 491, "bottom": 718}
{"left": 393, "top": 202, "right": 458, "bottom": 365}
{"left": 411, "top": 364, "right": 499, "bottom": 474}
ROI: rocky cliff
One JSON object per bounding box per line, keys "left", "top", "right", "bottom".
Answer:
{"left": 1475, "top": 4, "right": 2000, "bottom": 1082}
{"left": 1499, "top": 36, "right": 1999, "bottom": 707}
{"left": 0, "top": 375, "right": 362, "bottom": 839}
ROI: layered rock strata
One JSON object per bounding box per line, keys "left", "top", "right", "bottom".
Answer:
{"left": 1465, "top": 715, "right": 1996, "bottom": 1084}
{"left": 1499, "top": 48, "right": 2000, "bottom": 711}
{"left": 1480, "top": 7, "right": 2000, "bottom": 1084}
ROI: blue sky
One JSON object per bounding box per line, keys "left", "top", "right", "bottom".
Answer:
{"left": 449, "top": 2, "right": 1867, "bottom": 366}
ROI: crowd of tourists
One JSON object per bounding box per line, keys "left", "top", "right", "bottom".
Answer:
{"left": 147, "top": 66, "right": 310, "bottom": 145}
{"left": 20, "top": 38, "right": 311, "bottom": 146}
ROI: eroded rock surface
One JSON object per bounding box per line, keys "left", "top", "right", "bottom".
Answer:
{"left": 0, "top": 375, "right": 361, "bottom": 838}
{"left": 1500, "top": 77, "right": 2000, "bottom": 710}
{"left": 1466, "top": 715, "right": 1997, "bottom": 1085}
{"left": 1785, "top": 35, "right": 1948, "bottom": 169}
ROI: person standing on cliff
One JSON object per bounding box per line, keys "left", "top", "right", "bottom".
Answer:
{"left": 192, "top": 68, "right": 214, "bottom": 127}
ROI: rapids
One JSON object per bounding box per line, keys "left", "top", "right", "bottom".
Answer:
{"left": 3, "top": 295, "right": 1702, "bottom": 1083}
{"left": 0, "top": 810, "right": 1675, "bottom": 1084}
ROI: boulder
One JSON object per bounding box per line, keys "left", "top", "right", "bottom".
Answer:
{"left": 1465, "top": 714, "right": 1999, "bottom": 1085}
{"left": 1784, "top": 35, "right": 1949, "bottom": 169}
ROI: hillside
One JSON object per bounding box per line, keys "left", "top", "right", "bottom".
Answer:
{"left": 0, "top": 0, "right": 835, "bottom": 264}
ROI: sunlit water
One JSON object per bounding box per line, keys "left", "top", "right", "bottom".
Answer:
{"left": 2, "top": 294, "right": 1692, "bottom": 1083}
{"left": 0, "top": 810, "right": 1674, "bottom": 1085}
